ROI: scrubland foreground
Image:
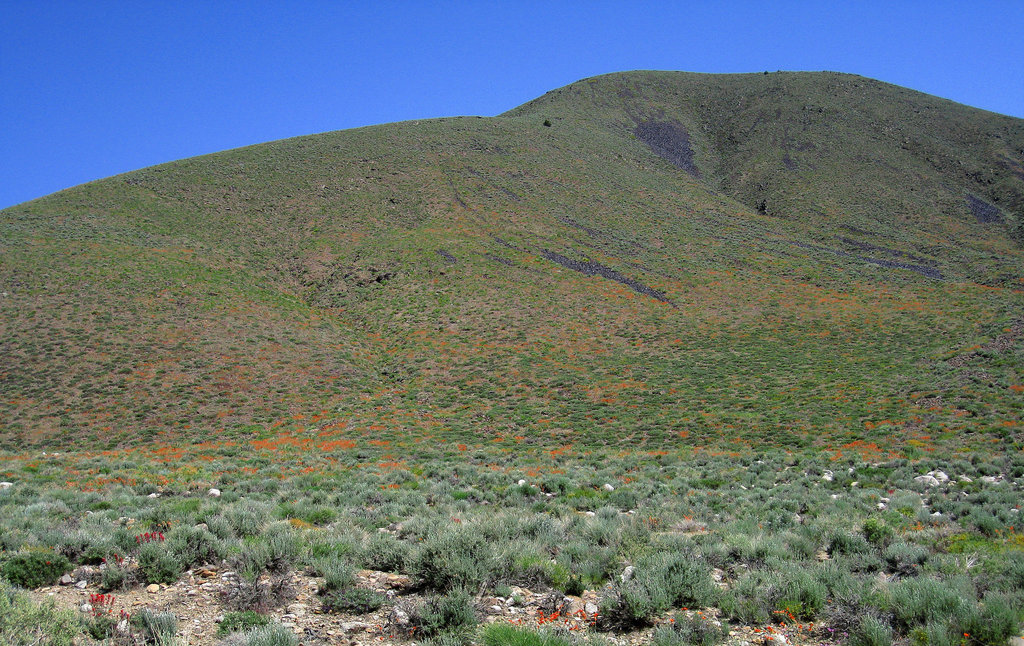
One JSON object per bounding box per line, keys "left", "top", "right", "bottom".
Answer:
{"left": 1, "top": 71, "right": 1023, "bottom": 643}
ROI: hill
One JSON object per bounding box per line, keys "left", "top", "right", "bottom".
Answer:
{"left": 1, "top": 70, "right": 1022, "bottom": 454}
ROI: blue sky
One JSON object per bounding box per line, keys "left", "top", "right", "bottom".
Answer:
{"left": 2, "top": 1, "right": 1023, "bottom": 209}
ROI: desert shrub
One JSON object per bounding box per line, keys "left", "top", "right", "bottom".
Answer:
{"left": 166, "top": 524, "right": 223, "bottom": 570}
{"left": 890, "top": 576, "right": 973, "bottom": 628}
{"left": 883, "top": 541, "right": 929, "bottom": 576}
{"left": 310, "top": 556, "right": 354, "bottom": 592}
{"left": 216, "top": 610, "right": 271, "bottom": 637}
{"left": 409, "top": 588, "right": 477, "bottom": 637}
{"left": 261, "top": 523, "right": 301, "bottom": 574}
{"left": 412, "top": 526, "right": 493, "bottom": 591}
{"left": 863, "top": 517, "right": 894, "bottom": 546}
{"left": 227, "top": 501, "right": 269, "bottom": 538}
{"left": 0, "top": 578, "right": 79, "bottom": 645}
{"left": 848, "top": 615, "right": 893, "bottom": 646}
{"left": 651, "top": 612, "right": 729, "bottom": 646}
{"left": 775, "top": 567, "right": 827, "bottom": 620}
{"left": 599, "top": 570, "right": 673, "bottom": 629}
{"left": 363, "top": 532, "right": 409, "bottom": 572}
{"left": 100, "top": 562, "right": 135, "bottom": 591}
{"left": 645, "top": 551, "right": 717, "bottom": 608}
{"left": 0, "top": 551, "right": 72, "bottom": 589}
{"left": 238, "top": 623, "right": 298, "bottom": 646}
{"left": 138, "top": 541, "right": 182, "bottom": 585}
{"left": 131, "top": 608, "right": 179, "bottom": 645}
{"left": 956, "top": 592, "right": 1020, "bottom": 646}
{"left": 481, "top": 623, "right": 572, "bottom": 646}
{"left": 322, "top": 586, "right": 385, "bottom": 613}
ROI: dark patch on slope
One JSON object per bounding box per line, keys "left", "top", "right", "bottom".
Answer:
{"left": 540, "top": 250, "right": 672, "bottom": 304}
{"left": 436, "top": 250, "right": 457, "bottom": 263}
{"left": 837, "top": 237, "right": 935, "bottom": 265}
{"left": 791, "top": 242, "right": 943, "bottom": 280}
{"left": 966, "top": 194, "right": 1003, "bottom": 224}
{"left": 634, "top": 120, "right": 700, "bottom": 178}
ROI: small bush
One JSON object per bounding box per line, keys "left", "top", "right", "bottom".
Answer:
{"left": 364, "top": 532, "right": 409, "bottom": 573}
{"left": 166, "top": 524, "right": 223, "bottom": 570}
{"left": 412, "top": 527, "right": 493, "bottom": 591}
{"left": 310, "top": 557, "right": 354, "bottom": 592}
{"left": 100, "top": 562, "right": 135, "bottom": 591}
{"left": 0, "top": 579, "right": 79, "bottom": 645}
{"left": 957, "top": 593, "right": 1020, "bottom": 646}
{"left": 138, "top": 541, "right": 182, "bottom": 585}
{"left": 0, "top": 551, "right": 72, "bottom": 589}
{"left": 239, "top": 622, "right": 298, "bottom": 646}
{"left": 131, "top": 608, "right": 179, "bottom": 645}
{"left": 848, "top": 615, "right": 892, "bottom": 646}
{"left": 410, "top": 589, "right": 478, "bottom": 637}
{"left": 323, "top": 586, "right": 385, "bottom": 613}
{"left": 481, "top": 623, "right": 571, "bottom": 646}
{"left": 863, "top": 518, "right": 894, "bottom": 546}
{"left": 217, "top": 610, "right": 270, "bottom": 637}
{"left": 651, "top": 612, "right": 729, "bottom": 646}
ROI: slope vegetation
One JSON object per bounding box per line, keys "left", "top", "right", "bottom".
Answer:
{"left": 1, "top": 71, "right": 1022, "bottom": 455}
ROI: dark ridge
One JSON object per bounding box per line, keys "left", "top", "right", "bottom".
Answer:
{"left": 540, "top": 249, "right": 672, "bottom": 304}
{"left": 558, "top": 215, "right": 646, "bottom": 251}
{"left": 436, "top": 250, "right": 457, "bottom": 263}
{"left": 791, "top": 242, "right": 943, "bottom": 280}
{"left": 966, "top": 194, "right": 1003, "bottom": 223}
{"left": 633, "top": 120, "right": 700, "bottom": 178}
{"left": 484, "top": 253, "right": 516, "bottom": 267}
{"left": 837, "top": 237, "right": 935, "bottom": 265}
{"left": 492, "top": 236, "right": 528, "bottom": 252}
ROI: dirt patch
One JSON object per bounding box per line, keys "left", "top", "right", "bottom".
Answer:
{"left": 633, "top": 120, "right": 700, "bottom": 178}
{"left": 966, "top": 194, "right": 1003, "bottom": 224}
{"left": 540, "top": 250, "right": 672, "bottom": 304}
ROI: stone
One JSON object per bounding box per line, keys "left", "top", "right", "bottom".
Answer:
{"left": 928, "top": 470, "right": 949, "bottom": 483}
{"left": 75, "top": 580, "right": 88, "bottom": 589}
{"left": 620, "top": 565, "right": 635, "bottom": 582}
{"left": 517, "top": 479, "right": 527, "bottom": 486}
{"left": 980, "top": 476, "right": 1001, "bottom": 485}
{"left": 386, "top": 573, "right": 414, "bottom": 590}
{"left": 208, "top": 488, "right": 221, "bottom": 497}
{"left": 821, "top": 470, "right": 833, "bottom": 482}
{"left": 287, "top": 603, "right": 308, "bottom": 616}
{"left": 391, "top": 607, "right": 410, "bottom": 626}
{"left": 958, "top": 475, "right": 973, "bottom": 483}
{"left": 79, "top": 603, "right": 93, "bottom": 614}
{"left": 584, "top": 601, "right": 599, "bottom": 616}
{"left": 602, "top": 483, "right": 615, "bottom": 492}
{"left": 914, "top": 475, "right": 940, "bottom": 487}
{"left": 341, "top": 621, "right": 370, "bottom": 633}
{"left": 585, "top": 511, "right": 596, "bottom": 517}
{"left": 60, "top": 574, "right": 73, "bottom": 585}
{"left": 0, "top": 482, "right": 13, "bottom": 489}
{"left": 146, "top": 584, "right": 160, "bottom": 594}
{"left": 147, "top": 492, "right": 161, "bottom": 498}
{"left": 766, "top": 633, "right": 789, "bottom": 646}
{"left": 877, "top": 503, "right": 887, "bottom": 510}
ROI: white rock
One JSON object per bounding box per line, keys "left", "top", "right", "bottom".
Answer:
{"left": 822, "top": 471, "right": 834, "bottom": 482}
{"left": 79, "top": 603, "right": 93, "bottom": 614}
{"left": 146, "top": 583, "right": 160, "bottom": 593}
{"left": 914, "top": 475, "right": 940, "bottom": 487}
{"left": 75, "top": 580, "right": 87, "bottom": 589}
{"left": 931, "top": 512, "right": 943, "bottom": 518}
{"left": 877, "top": 503, "right": 887, "bottom": 510}
{"left": 620, "top": 565, "right": 635, "bottom": 582}
{"left": 958, "top": 475, "right": 973, "bottom": 483}
{"left": 59, "top": 574, "right": 73, "bottom": 586}
{"left": 147, "top": 492, "right": 161, "bottom": 498}
{"left": 602, "top": 483, "right": 615, "bottom": 492}
{"left": 584, "top": 601, "right": 599, "bottom": 615}
{"left": 0, "top": 482, "right": 13, "bottom": 489}
{"left": 585, "top": 511, "right": 596, "bottom": 517}
{"left": 208, "top": 488, "right": 221, "bottom": 497}
{"left": 927, "top": 470, "right": 949, "bottom": 483}
{"left": 980, "top": 476, "right": 1001, "bottom": 485}
{"left": 766, "top": 633, "right": 789, "bottom": 646}
{"left": 390, "top": 608, "right": 410, "bottom": 626}
{"left": 517, "top": 479, "right": 526, "bottom": 486}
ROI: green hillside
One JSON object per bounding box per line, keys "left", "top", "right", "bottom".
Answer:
{"left": 1, "top": 71, "right": 1022, "bottom": 455}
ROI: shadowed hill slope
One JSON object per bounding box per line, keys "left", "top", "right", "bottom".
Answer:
{"left": 1, "top": 71, "right": 1022, "bottom": 453}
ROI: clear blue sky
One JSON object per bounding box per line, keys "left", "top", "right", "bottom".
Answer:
{"left": 2, "top": 1, "right": 1023, "bottom": 209}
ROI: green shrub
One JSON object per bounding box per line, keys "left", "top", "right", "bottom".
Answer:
{"left": 137, "top": 541, "right": 182, "bottom": 584}
{"left": 956, "top": 593, "right": 1020, "bottom": 646}
{"left": 216, "top": 610, "right": 270, "bottom": 637}
{"left": 239, "top": 623, "right": 298, "bottom": 646}
{"left": 651, "top": 612, "right": 729, "bottom": 646}
{"left": 599, "top": 571, "right": 672, "bottom": 629}
{"left": 848, "top": 615, "right": 892, "bottom": 646}
{"left": 322, "top": 586, "right": 385, "bottom": 613}
{"left": 890, "top": 577, "right": 973, "bottom": 628}
{"left": 412, "top": 527, "right": 493, "bottom": 591}
{"left": 166, "top": 524, "right": 223, "bottom": 570}
{"left": 310, "top": 557, "right": 354, "bottom": 592}
{"left": 364, "top": 532, "right": 409, "bottom": 572}
{"left": 481, "top": 623, "right": 572, "bottom": 646}
{"left": 130, "top": 608, "right": 178, "bottom": 645}
{"left": 410, "top": 589, "right": 477, "bottom": 637}
{"left": 0, "top": 579, "right": 79, "bottom": 645}
{"left": 883, "top": 541, "right": 929, "bottom": 576}
{"left": 100, "top": 562, "right": 134, "bottom": 591}
{"left": 0, "top": 551, "right": 72, "bottom": 589}
{"left": 863, "top": 518, "right": 894, "bottom": 546}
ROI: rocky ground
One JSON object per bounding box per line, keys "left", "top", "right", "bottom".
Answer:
{"left": 30, "top": 563, "right": 838, "bottom": 646}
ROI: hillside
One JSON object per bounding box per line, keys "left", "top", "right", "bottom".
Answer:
{"left": 1, "top": 70, "right": 1022, "bottom": 454}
